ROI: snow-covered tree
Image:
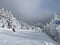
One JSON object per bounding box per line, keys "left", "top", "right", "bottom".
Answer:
{"left": 0, "top": 8, "right": 20, "bottom": 29}
{"left": 43, "top": 13, "right": 60, "bottom": 44}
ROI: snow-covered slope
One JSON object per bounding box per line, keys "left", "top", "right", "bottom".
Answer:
{"left": 0, "top": 28, "right": 59, "bottom": 45}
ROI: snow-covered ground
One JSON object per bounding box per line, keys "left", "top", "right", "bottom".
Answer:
{"left": 0, "top": 28, "right": 59, "bottom": 45}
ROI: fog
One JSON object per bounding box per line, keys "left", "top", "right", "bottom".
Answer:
{"left": 0, "top": 0, "right": 60, "bottom": 24}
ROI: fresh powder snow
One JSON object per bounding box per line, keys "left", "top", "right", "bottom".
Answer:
{"left": 0, "top": 28, "right": 59, "bottom": 45}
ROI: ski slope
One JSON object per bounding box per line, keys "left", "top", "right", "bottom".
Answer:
{"left": 0, "top": 28, "right": 59, "bottom": 45}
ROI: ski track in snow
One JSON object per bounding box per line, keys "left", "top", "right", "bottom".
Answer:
{"left": 0, "top": 29, "right": 59, "bottom": 45}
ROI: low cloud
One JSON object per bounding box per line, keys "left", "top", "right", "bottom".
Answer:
{"left": 0, "top": 0, "right": 59, "bottom": 24}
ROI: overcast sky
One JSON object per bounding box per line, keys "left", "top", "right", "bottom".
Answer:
{"left": 0, "top": 0, "right": 60, "bottom": 24}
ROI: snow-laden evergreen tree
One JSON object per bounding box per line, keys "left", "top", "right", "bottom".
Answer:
{"left": 43, "top": 13, "right": 60, "bottom": 44}
{"left": 0, "top": 8, "right": 20, "bottom": 29}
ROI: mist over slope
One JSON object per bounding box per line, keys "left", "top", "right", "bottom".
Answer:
{"left": 0, "top": 8, "right": 42, "bottom": 32}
